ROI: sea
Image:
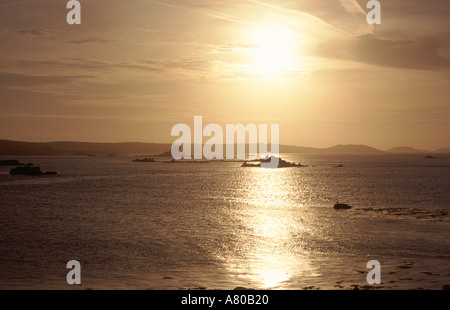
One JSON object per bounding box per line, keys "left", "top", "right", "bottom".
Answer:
{"left": 0, "top": 154, "right": 449, "bottom": 290}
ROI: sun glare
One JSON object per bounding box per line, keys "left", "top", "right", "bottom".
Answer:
{"left": 250, "top": 25, "right": 297, "bottom": 76}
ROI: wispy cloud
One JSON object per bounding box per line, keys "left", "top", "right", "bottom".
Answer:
{"left": 339, "top": 0, "right": 366, "bottom": 14}
{"left": 316, "top": 34, "right": 450, "bottom": 70}
{"left": 66, "top": 37, "right": 117, "bottom": 45}
{"left": 0, "top": 72, "right": 92, "bottom": 88}
{"left": 17, "top": 27, "right": 53, "bottom": 36}
{"left": 147, "top": 0, "right": 248, "bottom": 25}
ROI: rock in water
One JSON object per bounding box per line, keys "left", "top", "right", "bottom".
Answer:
{"left": 0, "top": 159, "right": 25, "bottom": 166}
{"left": 10, "top": 166, "right": 43, "bottom": 176}
{"left": 424, "top": 155, "right": 437, "bottom": 159}
{"left": 43, "top": 171, "right": 57, "bottom": 175}
{"left": 233, "top": 287, "right": 255, "bottom": 290}
{"left": 133, "top": 157, "right": 155, "bottom": 162}
{"left": 333, "top": 203, "right": 352, "bottom": 210}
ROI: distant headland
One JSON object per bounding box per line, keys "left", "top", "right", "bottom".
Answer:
{"left": 0, "top": 139, "right": 449, "bottom": 156}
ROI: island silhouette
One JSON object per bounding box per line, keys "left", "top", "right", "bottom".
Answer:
{"left": 1, "top": 139, "right": 449, "bottom": 156}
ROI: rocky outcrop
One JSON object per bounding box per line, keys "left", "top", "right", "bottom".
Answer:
{"left": 10, "top": 166, "right": 43, "bottom": 176}
{"left": 9, "top": 165, "right": 57, "bottom": 176}
{"left": 0, "top": 159, "right": 26, "bottom": 166}
{"left": 333, "top": 203, "right": 352, "bottom": 210}
{"left": 241, "top": 156, "right": 307, "bottom": 168}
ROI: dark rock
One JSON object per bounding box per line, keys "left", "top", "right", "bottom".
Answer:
{"left": 303, "top": 286, "right": 320, "bottom": 290}
{"left": 0, "top": 159, "right": 25, "bottom": 166}
{"left": 233, "top": 287, "right": 255, "bottom": 290}
{"left": 133, "top": 157, "right": 155, "bottom": 162}
{"left": 241, "top": 156, "right": 307, "bottom": 168}
{"left": 333, "top": 203, "right": 352, "bottom": 210}
{"left": 43, "top": 171, "right": 57, "bottom": 175}
{"left": 10, "top": 166, "right": 43, "bottom": 176}
{"left": 241, "top": 162, "right": 260, "bottom": 167}
{"left": 9, "top": 165, "right": 57, "bottom": 176}
{"left": 424, "top": 155, "right": 438, "bottom": 159}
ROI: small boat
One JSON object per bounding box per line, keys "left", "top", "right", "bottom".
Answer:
{"left": 333, "top": 202, "right": 352, "bottom": 210}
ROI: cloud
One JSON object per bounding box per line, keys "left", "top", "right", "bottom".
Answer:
{"left": 339, "top": 0, "right": 366, "bottom": 14}
{"left": 17, "top": 27, "right": 52, "bottom": 36}
{"left": 1, "top": 58, "right": 114, "bottom": 73}
{"left": 66, "top": 38, "right": 116, "bottom": 45}
{"left": 316, "top": 34, "right": 450, "bottom": 70}
{"left": 0, "top": 27, "right": 56, "bottom": 40}
{"left": 367, "top": 105, "right": 450, "bottom": 122}
{"left": 0, "top": 56, "right": 213, "bottom": 82}
{"left": 0, "top": 72, "right": 92, "bottom": 88}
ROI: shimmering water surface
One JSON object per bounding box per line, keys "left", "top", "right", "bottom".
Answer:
{"left": 0, "top": 154, "right": 449, "bottom": 290}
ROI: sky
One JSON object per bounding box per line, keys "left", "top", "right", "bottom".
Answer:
{"left": 0, "top": 0, "right": 449, "bottom": 150}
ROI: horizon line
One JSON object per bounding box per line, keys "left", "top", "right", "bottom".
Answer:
{"left": 1, "top": 139, "right": 449, "bottom": 153}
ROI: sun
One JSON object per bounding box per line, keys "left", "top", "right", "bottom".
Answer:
{"left": 250, "top": 25, "right": 297, "bottom": 76}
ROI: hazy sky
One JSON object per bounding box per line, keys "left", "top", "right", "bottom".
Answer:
{"left": 0, "top": 0, "right": 449, "bottom": 150}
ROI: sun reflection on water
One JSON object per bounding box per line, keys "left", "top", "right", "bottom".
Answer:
{"left": 222, "top": 167, "right": 316, "bottom": 289}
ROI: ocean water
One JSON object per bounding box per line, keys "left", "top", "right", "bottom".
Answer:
{"left": 0, "top": 154, "right": 449, "bottom": 290}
